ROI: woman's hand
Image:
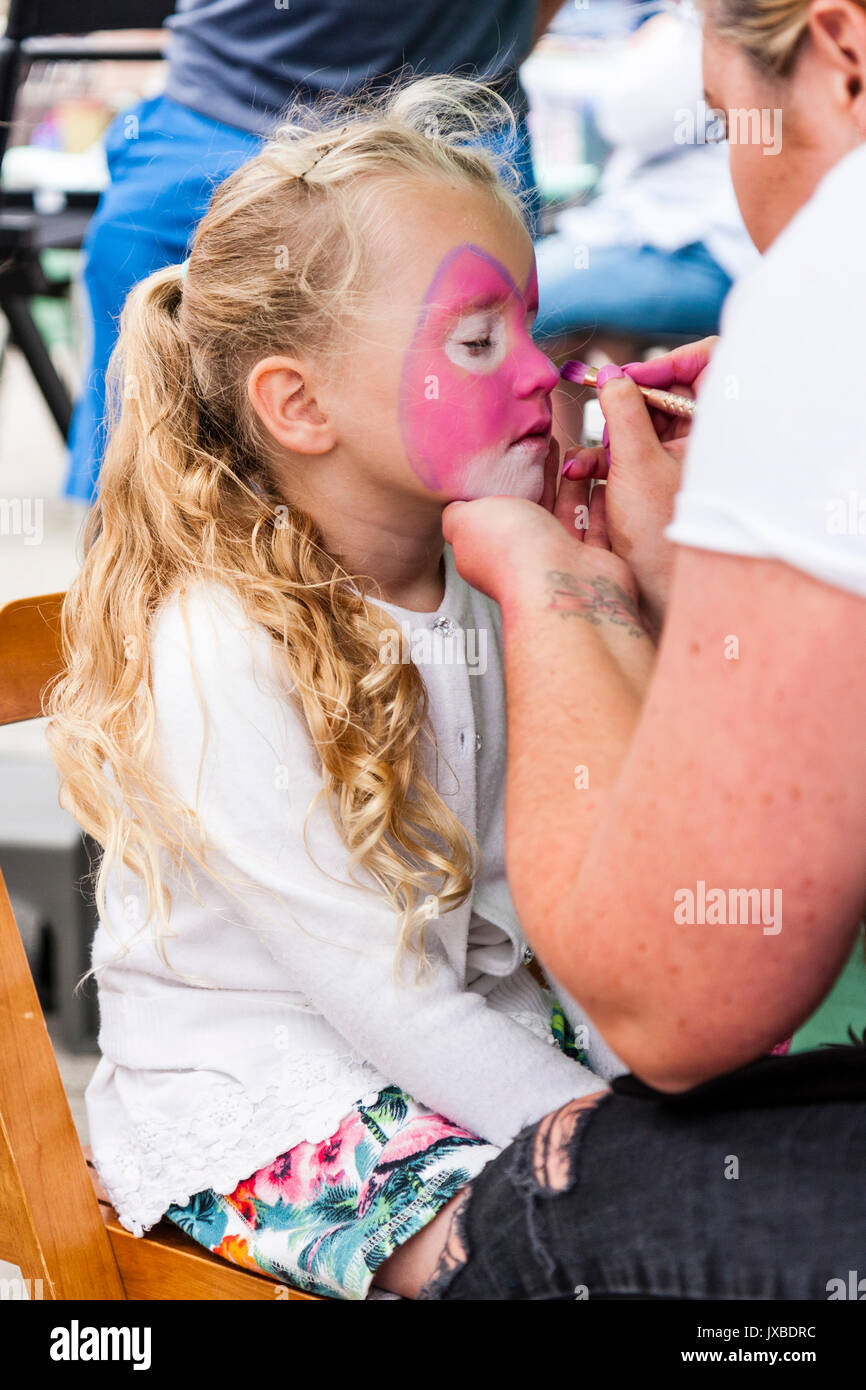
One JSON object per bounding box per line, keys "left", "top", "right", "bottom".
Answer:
{"left": 443, "top": 478, "right": 655, "bottom": 695}
{"left": 445, "top": 476, "right": 632, "bottom": 613}
{"left": 559, "top": 337, "right": 717, "bottom": 635}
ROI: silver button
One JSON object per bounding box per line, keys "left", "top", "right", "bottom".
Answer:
{"left": 431, "top": 616, "right": 460, "bottom": 638}
{"left": 474, "top": 733, "right": 482, "bottom": 752}
{"left": 522, "top": 945, "right": 534, "bottom": 964}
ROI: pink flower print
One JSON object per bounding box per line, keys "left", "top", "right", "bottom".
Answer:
{"left": 249, "top": 1144, "right": 322, "bottom": 1206}
{"left": 312, "top": 1134, "right": 348, "bottom": 1187}
{"left": 312, "top": 1111, "right": 368, "bottom": 1186}
{"left": 377, "top": 1113, "right": 475, "bottom": 1167}
{"left": 246, "top": 1111, "right": 369, "bottom": 1208}
{"left": 316, "top": 1136, "right": 342, "bottom": 1166}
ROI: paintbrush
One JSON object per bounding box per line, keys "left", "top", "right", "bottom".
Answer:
{"left": 560, "top": 360, "right": 696, "bottom": 421}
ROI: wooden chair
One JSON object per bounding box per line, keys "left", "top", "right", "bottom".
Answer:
{"left": 0, "top": 592, "right": 319, "bottom": 1299}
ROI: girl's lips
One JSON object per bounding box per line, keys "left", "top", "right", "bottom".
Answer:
{"left": 508, "top": 433, "right": 550, "bottom": 454}
{"left": 512, "top": 421, "right": 552, "bottom": 444}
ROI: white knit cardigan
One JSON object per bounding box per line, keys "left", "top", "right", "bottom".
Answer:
{"left": 85, "top": 546, "right": 621, "bottom": 1236}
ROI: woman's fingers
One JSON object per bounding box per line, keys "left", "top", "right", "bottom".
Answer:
{"left": 620, "top": 335, "right": 718, "bottom": 392}
{"left": 553, "top": 469, "right": 591, "bottom": 540}
{"left": 561, "top": 444, "right": 609, "bottom": 483}
{"left": 556, "top": 446, "right": 609, "bottom": 539}
{"left": 583, "top": 481, "right": 610, "bottom": 549}
{"left": 597, "top": 371, "right": 662, "bottom": 460}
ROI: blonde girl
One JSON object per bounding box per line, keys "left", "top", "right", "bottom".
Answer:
{"left": 47, "top": 74, "right": 617, "bottom": 1301}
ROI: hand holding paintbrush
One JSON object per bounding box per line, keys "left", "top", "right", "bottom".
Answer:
{"left": 554, "top": 338, "right": 719, "bottom": 628}
{"left": 560, "top": 359, "right": 696, "bottom": 420}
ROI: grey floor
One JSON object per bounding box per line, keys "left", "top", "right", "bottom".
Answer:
{"left": 1, "top": 342, "right": 95, "bottom": 1291}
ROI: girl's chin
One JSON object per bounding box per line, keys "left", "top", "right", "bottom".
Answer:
{"left": 446, "top": 449, "right": 548, "bottom": 504}
{"left": 455, "top": 478, "right": 546, "bottom": 505}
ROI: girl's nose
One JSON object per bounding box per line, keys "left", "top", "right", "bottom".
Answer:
{"left": 511, "top": 338, "right": 561, "bottom": 398}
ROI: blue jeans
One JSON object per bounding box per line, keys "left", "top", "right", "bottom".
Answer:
{"left": 64, "top": 94, "right": 540, "bottom": 503}
{"left": 64, "top": 94, "right": 261, "bottom": 502}
{"left": 420, "top": 1042, "right": 866, "bottom": 1300}
{"left": 533, "top": 231, "right": 733, "bottom": 342}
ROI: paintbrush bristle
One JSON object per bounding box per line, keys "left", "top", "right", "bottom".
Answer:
{"left": 560, "top": 359, "right": 593, "bottom": 385}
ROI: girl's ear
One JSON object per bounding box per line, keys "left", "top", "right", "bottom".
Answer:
{"left": 247, "top": 356, "right": 337, "bottom": 456}
{"left": 808, "top": 0, "right": 866, "bottom": 128}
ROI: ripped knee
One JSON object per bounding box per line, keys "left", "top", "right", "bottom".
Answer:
{"left": 416, "top": 1185, "right": 474, "bottom": 1299}
{"left": 531, "top": 1090, "right": 608, "bottom": 1193}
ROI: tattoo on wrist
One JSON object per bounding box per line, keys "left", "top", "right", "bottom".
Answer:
{"left": 546, "top": 570, "right": 645, "bottom": 638}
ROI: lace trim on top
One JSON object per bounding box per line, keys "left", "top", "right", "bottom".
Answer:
{"left": 93, "top": 1049, "right": 391, "bottom": 1238}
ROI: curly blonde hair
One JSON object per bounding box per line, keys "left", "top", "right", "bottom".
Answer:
{"left": 46, "top": 72, "right": 529, "bottom": 981}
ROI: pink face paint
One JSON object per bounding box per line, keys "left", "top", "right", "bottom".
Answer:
{"left": 398, "top": 244, "right": 560, "bottom": 502}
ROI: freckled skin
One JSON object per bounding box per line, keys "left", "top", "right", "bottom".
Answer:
{"left": 397, "top": 243, "right": 559, "bottom": 501}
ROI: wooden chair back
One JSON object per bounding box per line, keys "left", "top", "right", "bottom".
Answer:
{"left": 0, "top": 594, "right": 317, "bottom": 1298}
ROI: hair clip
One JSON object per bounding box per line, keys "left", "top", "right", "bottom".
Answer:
{"left": 300, "top": 147, "right": 331, "bottom": 180}
{"left": 299, "top": 125, "right": 350, "bottom": 179}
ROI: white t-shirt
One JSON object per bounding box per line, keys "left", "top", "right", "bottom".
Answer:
{"left": 666, "top": 139, "right": 866, "bottom": 597}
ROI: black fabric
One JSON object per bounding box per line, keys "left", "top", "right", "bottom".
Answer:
{"left": 612, "top": 1035, "right": 866, "bottom": 1112}
{"left": 422, "top": 1044, "right": 866, "bottom": 1301}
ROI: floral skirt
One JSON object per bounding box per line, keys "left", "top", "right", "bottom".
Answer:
{"left": 164, "top": 1001, "right": 587, "bottom": 1299}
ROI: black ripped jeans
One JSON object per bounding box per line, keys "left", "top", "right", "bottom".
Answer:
{"left": 419, "top": 1043, "right": 866, "bottom": 1301}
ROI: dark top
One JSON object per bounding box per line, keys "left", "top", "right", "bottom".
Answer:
{"left": 164, "top": 0, "right": 538, "bottom": 135}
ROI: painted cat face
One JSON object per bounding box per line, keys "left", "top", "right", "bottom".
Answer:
{"left": 397, "top": 243, "right": 560, "bottom": 502}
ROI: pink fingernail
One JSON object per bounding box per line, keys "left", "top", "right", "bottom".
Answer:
{"left": 596, "top": 364, "right": 624, "bottom": 387}
{"left": 561, "top": 458, "right": 575, "bottom": 480}
{"left": 602, "top": 423, "right": 609, "bottom": 448}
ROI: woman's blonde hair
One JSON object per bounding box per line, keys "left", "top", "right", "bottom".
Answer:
{"left": 707, "top": 0, "right": 866, "bottom": 75}
{"left": 46, "top": 72, "right": 529, "bottom": 981}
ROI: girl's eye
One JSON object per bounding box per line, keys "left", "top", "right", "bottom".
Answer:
{"left": 445, "top": 314, "right": 507, "bottom": 373}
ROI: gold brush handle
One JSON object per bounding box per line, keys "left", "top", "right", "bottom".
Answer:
{"left": 581, "top": 365, "right": 696, "bottom": 420}
{"left": 639, "top": 386, "right": 696, "bottom": 420}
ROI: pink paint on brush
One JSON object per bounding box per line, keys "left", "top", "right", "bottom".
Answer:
{"left": 559, "top": 359, "right": 696, "bottom": 421}
{"left": 560, "top": 359, "right": 592, "bottom": 386}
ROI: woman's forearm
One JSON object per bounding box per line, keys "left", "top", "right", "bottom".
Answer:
{"left": 501, "top": 542, "right": 866, "bottom": 1092}
{"left": 499, "top": 559, "right": 653, "bottom": 956}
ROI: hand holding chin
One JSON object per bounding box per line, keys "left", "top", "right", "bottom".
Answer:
{"left": 442, "top": 492, "right": 561, "bottom": 604}
{"left": 442, "top": 434, "right": 639, "bottom": 613}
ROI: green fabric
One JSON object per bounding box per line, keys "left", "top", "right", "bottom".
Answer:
{"left": 791, "top": 932, "right": 866, "bottom": 1052}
